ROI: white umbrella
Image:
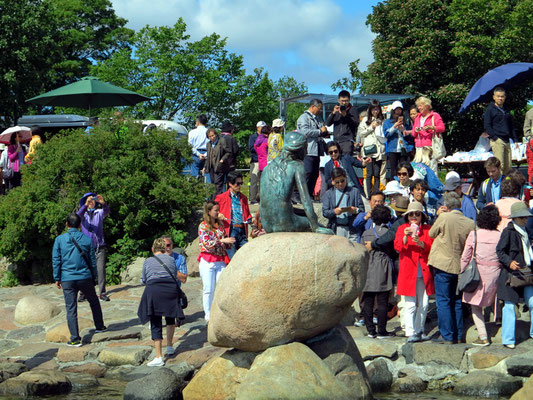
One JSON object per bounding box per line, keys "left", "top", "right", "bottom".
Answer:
{"left": 0, "top": 126, "right": 31, "bottom": 144}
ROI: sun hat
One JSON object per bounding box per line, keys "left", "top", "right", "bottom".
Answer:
{"left": 444, "top": 176, "right": 462, "bottom": 192}
{"left": 509, "top": 202, "right": 533, "bottom": 219}
{"left": 391, "top": 100, "right": 403, "bottom": 110}
{"left": 403, "top": 201, "right": 427, "bottom": 222}
{"left": 256, "top": 121, "right": 267, "bottom": 127}
{"left": 272, "top": 118, "right": 285, "bottom": 128}
{"left": 390, "top": 196, "right": 409, "bottom": 213}
{"left": 80, "top": 192, "right": 97, "bottom": 207}
{"left": 384, "top": 180, "right": 404, "bottom": 196}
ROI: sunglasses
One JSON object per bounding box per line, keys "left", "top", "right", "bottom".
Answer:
{"left": 328, "top": 150, "right": 339, "bottom": 155}
{"left": 234, "top": 181, "right": 244, "bottom": 186}
{"left": 409, "top": 211, "right": 422, "bottom": 217}
{"left": 397, "top": 172, "right": 408, "bottom": 176}
{"left": 334, "top": 179, "right": 346, "bottom": 184}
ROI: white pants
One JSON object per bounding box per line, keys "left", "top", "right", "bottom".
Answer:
{"left": 199, "top": 259, "right": 226, "bottom": 322}
{"left": 402, "top": 277, "right": 429, "bottom": 337}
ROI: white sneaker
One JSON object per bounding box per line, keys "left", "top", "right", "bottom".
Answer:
{"left": 147, "top": 357, "right": 165, "bottom": 367}
{"left": 166, "top": 346, "right": 175, "bottom": 355}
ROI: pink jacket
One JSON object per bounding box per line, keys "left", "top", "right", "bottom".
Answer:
{"left": 412, "top": 111, "right": 445, "bottom": 148}
{"left": 7, "top": 144, "right": 27, "bottom": 172}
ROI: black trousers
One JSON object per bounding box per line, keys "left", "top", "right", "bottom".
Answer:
{"left": 362, "top": 291, "right": 389, "bottom": 335}
{"left": 62, "top": 278, "right": 105, "bottom": 341}
{"left": 211, "top": 171, "right": 227, "bottom": 196}
{"left": 365, "top": 159, "right": 382, "bottom": 197}
{"left": 338, "top": 141, "right": 354, "bottom": 156}
{"left": 150, "top": 316, "right": 176, "bottom": 340}
{"left": 304, "top": 155, "right": 320, "bottom": 198}
{"left": 387, "top": 152, "right": 409, "bottom": 180}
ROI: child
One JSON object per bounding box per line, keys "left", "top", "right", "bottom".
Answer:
{"left": 361, "top": 205, "right": 395, "bottom": 338}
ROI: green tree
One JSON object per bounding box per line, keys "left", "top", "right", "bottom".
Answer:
{"left": 92, "top": 19, "right": 245, "bottom": 124}
{"left": 336, "top": 0, "right": 533, "bottom": 152}
{"left": 0, "top": 124, "right": 209, "bottom": 283}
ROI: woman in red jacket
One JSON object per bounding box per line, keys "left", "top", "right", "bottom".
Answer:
{"left": 394, "top": 201, "right": 434, "bottom": 343}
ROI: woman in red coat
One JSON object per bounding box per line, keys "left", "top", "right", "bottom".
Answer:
{"left": 394, "top": 201, "right": 434, "bottom": 343}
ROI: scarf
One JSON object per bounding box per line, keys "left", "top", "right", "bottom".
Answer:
{"left": 513, "top": 222, "right": 533, "bottom": 266}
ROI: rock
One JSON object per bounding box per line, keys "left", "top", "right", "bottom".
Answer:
{"left": 506, "top": 351, "right": 533, "bottom": 377}
{"left": 0, "top": 362, "right": 27, "bottom": 383}
{"left": 453, "top": 371, "right": 522, "bottom": 397}
{"left": 97, "top": 346, "right": 152, "bottom": 366}
{"left": 470, "top": 346, "right": 515, "bottom": 369}
{"left": 185, "top": 240, "right": 200, "bottom": 277}
{"left": 65, "top": 373, "right": 99, "bottom": 390}
{"left": 0, "top": 370, "right": 71, "bottom": 396}
{"left": 0, "top": 339, "right": 18, "bottom": 355}
{"left": 466, "top": 321, "right": 531, "bottom": 344}
{"left": 5, "top": 342, "right": 60, "bottom": 358}
{"left": 46, "top": 318, "right": 94, "bottom": 343}
{"left": 57, "top": 345, "right": 92, "bottom": 362}
{"left": 366, "top": 359, "right": 393, "bottom": 393}
{"left": 167, "top": 344, "right": 226, "bottom": 369}
{"left": 235, "top": 342, "right": 354, "bottom": 400}
{"left": 354, "top": 337, "right": 399, "bottom": 360}
{"left": 29, "top": 358, "right": 59, "bottom": 371}
{"left": 511, "top": 373, "right": 533, "bottom": 400}
{"left": 412, "top": 342, "right": 469, "bottom": 369}
{"left": 6, "top": 325, "right": 44, "bottom": 340}
{"left": 391, "top": 376, "right": 427, "bottom": 393}
{"left": 83, "top": 326, "right": 142, "bottom": 343}
{"left": 124, "top": 367, "right": 181, "bottom": 400}
{"left": 120, "top": 257, "right": 145, "bottom": 285}
{"left": 305, "top": 325, "right": 372, "bottom": 399}
{"left": 14, "top": 295, "right": 60, "bottom": 325}
{"left": 122, "top": 362, "right": 194, "bottom": 385}
{"left": 62, "top": 363, "right": 107, "bottom": 378}
{"left": 209, "top": 233, "right": 367, "bottom": 351}
{"left": 183, "top": 350, "right": 257, "bottom": 400}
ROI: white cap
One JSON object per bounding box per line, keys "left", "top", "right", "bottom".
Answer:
{"left": 272, "top": 118, "right": 285, "bottom": 128}
{"left": 0, "top": 143, "right": 6, "bottom": 151}
{"left": 384, "top": 180, "right": 404, "bottom": 195}
{"left": 391, "top": 100, "right": 403, "bottom": 110}
{"left": 445, "top": 171, "right": 460, "bottom": 181}
{"left": 256, "top": 121, "right": 267, "bottom": 127}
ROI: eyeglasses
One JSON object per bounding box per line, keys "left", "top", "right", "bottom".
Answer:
{"left": 397, "top": 172, "right": 408, "bottom": 176}
{"left": 328, "top": 150, "right": 339, "bottom": 155}
{"left": 409, "top": 211, "right": 422, "bottom": 217}
{"left": 234, "top": 181, "right": 244, "bottom": 186}
{"left": 334, "top": 179, "right": 346, "bottom": 184}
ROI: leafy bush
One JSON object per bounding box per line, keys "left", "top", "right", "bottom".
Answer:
{"left": 0, "top": 123, "right": 210, "bottom": 283}
{"left": 0, "top": 270, "right": 19, "bottom": 287}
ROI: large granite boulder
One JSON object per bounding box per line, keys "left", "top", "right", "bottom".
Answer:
{"left": 46, "top": 318, "right": 93, "bottom": 343}
{"left": 120, "top": 257, "right": 145, "bottom": 285}
{"left": 511, "top": 373, "right": 533, "bottom": 400}
{"left": 14, "top": 296, "right": 61, "bottom": 325}
{"left": 0, "top": 370, "right": 71, "bottom": 396}
{"left": 453, "top": 371, "right": 522, "bottom": 397}
{"left": 184, "top": 240, "right": 200, "bottom": 277}
{"left": 208, "top": 232, "right": 367, "bottom": 351}
{"left": 124, "top": 368, "right": 182, "bottom": 400}
{"left": 305, "top": 325, "right": 372, "bottom": 399}
{"left": 236, "top": 342, "right": 354, "bottom": 400}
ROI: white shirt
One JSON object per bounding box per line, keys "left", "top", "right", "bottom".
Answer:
{"left": 0, "top": 150, "right": 7, "bottom": 184}
{"left": 188, "top": 125, "right": 208, "bottom": 156}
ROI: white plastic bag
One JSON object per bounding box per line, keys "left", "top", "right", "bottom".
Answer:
{"left": 472, "top": 135, "right": 491, "bottom": 154}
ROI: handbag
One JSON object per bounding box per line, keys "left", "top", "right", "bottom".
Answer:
{"left": 431, "top": 116, "right": 446, "bottom": 160}
{"left": 457, "top": 228, "right": 481, "bottom": 293}
{"left": 153, "top": 255, "right": 188, "bottom": 309}
{"left": 363, "top": 144, "right": 378, "bottom": 156}
{"left": 507, "top": 266, "right": 533, "bottom": 288}
{"left": 3, "top": 159, "right": 14, "bottom": 180}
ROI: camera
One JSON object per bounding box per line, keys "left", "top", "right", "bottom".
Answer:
{"left": 92, "top": 196, "right": 98, "bottom": 202}
{"left": 340, "top": 105, "right": 347, "bottom": 112}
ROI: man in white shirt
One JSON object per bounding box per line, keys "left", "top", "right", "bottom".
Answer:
{"left": 188, "top": 114, "right": 209, "bottom": 180}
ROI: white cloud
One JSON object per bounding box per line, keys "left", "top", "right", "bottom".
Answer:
{"left": 111, "top": 0, "right": 375, "bottom": 93}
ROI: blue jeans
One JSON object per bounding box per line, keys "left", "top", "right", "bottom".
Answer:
{"left": 62, "top": 279, "right": 105, "bottom": 341}
{"left": 226, "top": 226, "right": 248, "bottom": 259}
{"left": 502, "top": 285, "right": 533, "bottom": 345}
{"left": 434, "top": 269, "right": 463, "bottom": 342}
{"left": 189, "top": 153, "right": 206, "bottom": 177}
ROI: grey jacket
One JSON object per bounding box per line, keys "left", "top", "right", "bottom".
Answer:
{"left": 322, "top": 186, "right": 365, "bottom": 233}
{"left": 362, "top": 225, "right": 393, "bottom": 292}
{"left": 297, "top": 110, "right": 323, "bottom": 156}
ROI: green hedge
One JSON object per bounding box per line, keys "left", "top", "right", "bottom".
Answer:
{"left": 0, "top": 123, "right": 210, "bottom": 284}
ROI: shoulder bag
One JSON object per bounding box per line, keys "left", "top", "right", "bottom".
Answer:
{"left": 153, "top": 255, "right": 188, "bottom": 309}
{"left": 3, "top": 159, "right": 14, "bottom": 180}
{"left": 67, "top": 231, "right": 96, "bottom": 283}
{"left": 457, "top": 228, "right": 480, "bottom": 293}
{"left": 326, "top": 188, "right": 347, "bottom": 229}
{"left": 431, "top": 115, "right": 446, "bottom": 160}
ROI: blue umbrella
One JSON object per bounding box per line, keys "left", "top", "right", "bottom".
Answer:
{"left": 459, "top": 62, "right": 533, "bottom": 113}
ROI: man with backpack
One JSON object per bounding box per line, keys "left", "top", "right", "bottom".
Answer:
{"left": 476, "top": 157, "right": 508, "bottom": 210}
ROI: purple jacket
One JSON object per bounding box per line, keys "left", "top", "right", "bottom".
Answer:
{"left": 77, "top": 203, "right": 110, "bottom": 248}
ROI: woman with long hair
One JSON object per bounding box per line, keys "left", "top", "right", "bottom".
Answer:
{"left": 358, "top": 99, "right": 386, "bottom": 197}
{"left": 6, "top": 132, "right": 27, "bottom": 189}
{"left": 197, "top": 201, "right": 235, "bottom": 322}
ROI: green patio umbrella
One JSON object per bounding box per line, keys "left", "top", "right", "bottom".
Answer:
{"left": 26, "top": 76, "right": 151, "bottom": 112}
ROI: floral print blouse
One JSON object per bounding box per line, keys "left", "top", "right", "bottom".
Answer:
{"left": 198, "top": 221, "right": 227, "bottom": 261}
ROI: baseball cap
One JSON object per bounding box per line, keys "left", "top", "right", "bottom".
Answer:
{"left": 444, "top": 176, "right": 462, "bottom": 192}
{"left": 391, "top": 101, "right": 403, "bottom": 110}
{"left": 256, "top": 121, "right": 267, "bottom": 128}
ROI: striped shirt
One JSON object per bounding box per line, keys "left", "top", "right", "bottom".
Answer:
{"left": 140, "top": 254, "right": 177, "bottom": 285}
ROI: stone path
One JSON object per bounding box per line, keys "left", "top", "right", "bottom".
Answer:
{"left": 1, "top": 277, "right": 533, "bottom": 398}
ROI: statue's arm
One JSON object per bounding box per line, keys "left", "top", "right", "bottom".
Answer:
{"left": 294, "top": 166, "right": 319, "bottom": 230}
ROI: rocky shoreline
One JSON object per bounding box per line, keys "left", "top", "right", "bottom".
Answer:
{"left": 0, "top": 272, "right": 532, "bottom": 399}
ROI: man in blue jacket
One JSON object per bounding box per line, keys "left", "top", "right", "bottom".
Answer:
{"left": 436, "top": 176, "right": 477, "bottom": 221}
{"left": 476, "top": 157, "right": 507, "bottom": 210}
{"left": 53, "top": 213, "right": 106, "bottom": 347}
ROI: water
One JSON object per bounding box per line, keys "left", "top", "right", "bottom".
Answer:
{"left": 376, "top": 392, "right": 507, "bottom": 400}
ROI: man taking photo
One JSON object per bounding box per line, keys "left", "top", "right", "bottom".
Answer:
{"left": 326, "top": 90, "right": 359, "bottom": 155}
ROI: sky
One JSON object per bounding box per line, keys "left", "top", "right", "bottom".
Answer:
{"left": 111, "top": 0, "right": 379, "bottom": 95}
